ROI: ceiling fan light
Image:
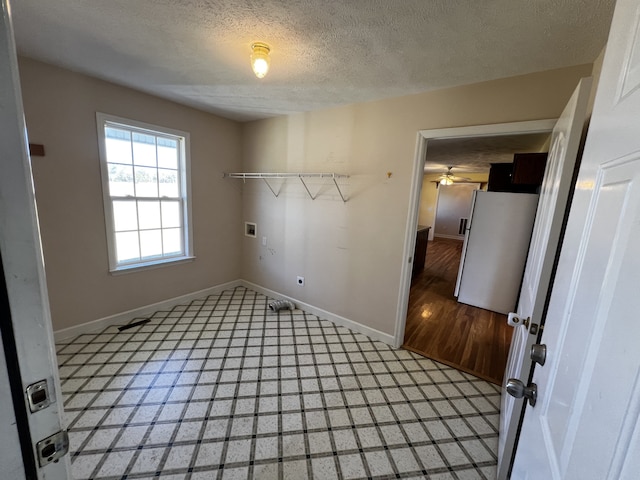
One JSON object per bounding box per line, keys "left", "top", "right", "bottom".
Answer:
{"left": 250, "top": 42, "right": 271, "bottom": 79}
{"left": 440, "top": 177, "right": 454, "bottom": 185}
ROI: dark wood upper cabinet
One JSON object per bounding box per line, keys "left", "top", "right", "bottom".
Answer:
{"left": 487, "top": 163, "right": 514, "bottom": 192}
{"left": 487, "top": 152, "right": 548, "bottom": 193}
{"left": 512, "top": 152, "right": 548, "bottom": 185}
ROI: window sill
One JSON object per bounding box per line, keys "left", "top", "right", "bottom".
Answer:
{"left": 109, "top": 256, "right": 195, "bottom": 275}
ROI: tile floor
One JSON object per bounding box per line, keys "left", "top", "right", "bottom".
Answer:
{"left": 57, "top": 286, "right": 501, "bottom": 479}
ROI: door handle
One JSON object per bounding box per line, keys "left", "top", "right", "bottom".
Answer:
{"left": 506, "top": 378, "right": 537, "bottom": 407}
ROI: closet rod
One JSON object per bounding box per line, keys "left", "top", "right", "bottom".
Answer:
{"left": 223, "top": 172, "right": 349, "bottom": 179}
{"left": 223, "top": 172, "right": 349, "bottom": 202}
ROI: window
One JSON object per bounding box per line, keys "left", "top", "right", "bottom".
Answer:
{"left": 97, "top": 113, "right": 193, "bottom": 272}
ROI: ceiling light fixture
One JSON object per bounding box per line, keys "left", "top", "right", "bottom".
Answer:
{"left": 437, "top": 166, "right": 470, "bottom": 185}
{"left": 250, "top": 42, "right": 271, "bottom": 79}
{"left": 439, "top": 176, "right": 454, "bottom": 185}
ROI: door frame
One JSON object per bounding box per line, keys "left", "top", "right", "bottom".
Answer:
{"left": 0, "top": 1, "right": 71, "bottom": 477}
{"left": 393, "top": 119, "right": 557, "bottom": 348}
{"left": 0, "top": 268, "right": 28, "bottom": 478}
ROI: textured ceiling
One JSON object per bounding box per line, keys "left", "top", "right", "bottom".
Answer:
{"left": 425, "top": 133, "right": 551, "bottom": 174}
{"left": 11, "top": 0, "right": 615, "bottom": 122}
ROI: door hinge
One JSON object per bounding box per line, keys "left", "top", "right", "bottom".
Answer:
{"left": 36, "top": 430, "right": 69, "bottom": 467}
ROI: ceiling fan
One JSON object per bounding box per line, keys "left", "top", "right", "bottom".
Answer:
{"left": 436, "top": 166, "right": 471, "bottom": 185}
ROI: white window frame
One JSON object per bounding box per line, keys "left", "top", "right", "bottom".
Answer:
{"left": 96, "top": 112, "right": 194, "bottom": 273}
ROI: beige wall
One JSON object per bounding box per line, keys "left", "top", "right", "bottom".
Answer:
{"left": 418, "top": 173, "right": 488, "bottom": 238}
{"left": 433, "top": 183, "right": 482, "bottom": 238}
{"left": 241, "top": 64, "right": 593, "bottom": 338}
{"left": 19, "top": 58, "right": 243, "bottom": 331}
{"left": 18, "top": 56, "right": 598, "bottom": 337}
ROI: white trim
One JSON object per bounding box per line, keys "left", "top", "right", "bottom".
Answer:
{"left": 53, "top": 279, "right": 396, "bottom": 346}
{"left": 109, "top": 255, "right": 195, "bottom": 275}
{"left": 393, "top": 133, "right": 428, "bottom": 348}
{"left": 95, "top": 112, "right": 193, "bottom": 271}
{"left": 53, "top": 280, "right": 242, "bottom": 341}
{"left": 1, "top": 5, "right": 71, "bottom": 476}
{"left": 241, "top": 280, "right": 396, "bottom": 346}
{"left": 393, "top": 119, "right": 558, "bottom": 348}
{"left": 417, "top": 119, "right": 558, "bottom": 141}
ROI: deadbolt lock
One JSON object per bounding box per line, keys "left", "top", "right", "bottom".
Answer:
{"left": 36, "top": 430, "right": 69, "bottom": 467}
{"left": 531, "top": 344, "right": 547, "bottom": 366}
{"left": 26, "top": 379, "right": 51, "bottom": 413}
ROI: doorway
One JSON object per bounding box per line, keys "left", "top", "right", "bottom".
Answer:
{"left": 403, "top": 235, "right": 513, "bottom": 383}
{"left": 433, "top": 183, "right": 480, "bottom": 240}
{"left": 394, "top": 120, "right": 556, "bottom": 384}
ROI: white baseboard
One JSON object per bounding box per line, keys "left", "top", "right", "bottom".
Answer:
{"left": 54, "top": 278, "right": 396, "bottom": 347}
{"left": 434, "top": 233, "right": 464, "bottom": 240}
{"left": 53, "top": 280, "right": 243, "bottom": 342}
{"left": 240, "top": 280, "right": 395, "bottom": 346}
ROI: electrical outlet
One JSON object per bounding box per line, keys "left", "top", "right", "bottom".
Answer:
{"left": 297, "top": 276, "right": 304, "bottom": 286}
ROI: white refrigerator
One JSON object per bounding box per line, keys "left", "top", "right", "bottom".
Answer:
{"left": 454, "top": 190, "right": 539, "bottom": 314}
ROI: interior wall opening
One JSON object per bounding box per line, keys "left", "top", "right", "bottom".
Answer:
{"left": 395, "top": 122, "right": 556, "bottom": 385}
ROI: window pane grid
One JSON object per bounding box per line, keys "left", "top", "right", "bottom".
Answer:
{"left": 107, "top": 161, "right": 136, "bottom": 167}
{"left": 112, "top": 229, "right": 181, "bottom": 235}
{"left": 110, "top": 196, "right": 181, "bottom": 201}
{"left": 106, "top": 165, "right": 180, "bottom": 197}
{"left": 102, "top": 118, "right": 187, "bottom": 268}
{"left": 110, "top": 198, "right": 183, "bottom": 261}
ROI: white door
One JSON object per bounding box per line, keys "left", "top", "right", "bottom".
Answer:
{"left": 497, "top": 77, "right": 592, "bottom": 479}
{"left": 0, "top": 1, "right": 71, "bottom": 478}
{"left": 512, "top": 0, "right": 640, "bottom": 477}
{"left": 0, "top": 328, "right": 27, "bottom": 478}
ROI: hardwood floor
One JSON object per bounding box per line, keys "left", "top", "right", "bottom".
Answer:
{"left": 403, "top": 237, "right": 513, "bottom": 385}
